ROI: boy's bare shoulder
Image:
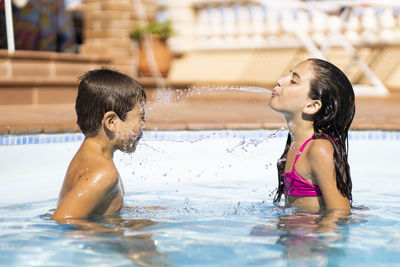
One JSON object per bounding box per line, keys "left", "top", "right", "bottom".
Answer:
{"left": 70, "top": 148, "right": 119, "bottom": 184}
{"left": 82, "top": 156, "right": 118, "bottom": 180}
{"left": 69, "top": 157, "right": 120, "bottom": 196}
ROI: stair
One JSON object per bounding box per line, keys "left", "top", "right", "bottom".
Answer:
{"left": 0, "top": 50, "right": 111, "bottom": 105}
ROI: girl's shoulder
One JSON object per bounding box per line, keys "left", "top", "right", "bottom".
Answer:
{"left": 306, "top": 138, "right": 334, "bottom": 163}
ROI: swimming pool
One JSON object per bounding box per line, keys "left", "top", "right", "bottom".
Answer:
{"left": 1, "top": 130, "right": 400, "bottom": 266}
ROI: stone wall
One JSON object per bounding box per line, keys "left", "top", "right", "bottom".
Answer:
{"left": 80, "top": 0, "right": 158, "bottom": 76}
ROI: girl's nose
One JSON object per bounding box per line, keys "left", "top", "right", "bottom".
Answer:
{"left": 274, "top": 77, "right": 284, "bottom": 89}
{"left": 276, "top": 75, "right": 290, "bottom": 88}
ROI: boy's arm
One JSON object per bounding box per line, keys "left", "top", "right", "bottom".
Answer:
{"left": 52, "top": 169, "right": 118, "bottom": 220}
{"left": 309, "top": 139, "right": 350, "bottom": 210}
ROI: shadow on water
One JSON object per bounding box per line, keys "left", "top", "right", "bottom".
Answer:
{"left": 251, "top": 206, "right": 368, "bottom": 265}
{"left": 46, "top": 210, "right": 169, "bottom": 267}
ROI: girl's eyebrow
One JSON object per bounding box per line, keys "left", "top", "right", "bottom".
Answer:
{"left": 292, "top": 71, "right": 301, "bottom": 80}
{"left": 289, "top": 69, "right": 301, "bottom": 81}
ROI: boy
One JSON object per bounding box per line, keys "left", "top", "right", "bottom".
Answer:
{"left": 52, "top": 68, "right": 146, "bottom": 220}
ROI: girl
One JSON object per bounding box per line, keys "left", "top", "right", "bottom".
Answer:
{"left": 270, "top": 58, "right": 355, "bottom": 210}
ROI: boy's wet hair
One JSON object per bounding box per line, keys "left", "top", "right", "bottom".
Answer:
{"left": 76, "top": 67, "right": 146, "bottom": 137}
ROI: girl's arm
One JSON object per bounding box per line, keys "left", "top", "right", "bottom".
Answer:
{"left": 308, "top": 139, "right": 350, "bottom": 210}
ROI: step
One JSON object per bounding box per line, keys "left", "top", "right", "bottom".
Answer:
{"left": 0, "top": 77, "right": 184, "bottom": 105}
{"left": 0, "top": 50, "right": 111, "bottom": 79}
{"left": 0, "top": 78, "right": 78, "bottom": 105}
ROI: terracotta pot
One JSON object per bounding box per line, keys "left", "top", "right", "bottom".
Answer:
{"left": 138, "top": 35, "right": 173, "bottom": 78}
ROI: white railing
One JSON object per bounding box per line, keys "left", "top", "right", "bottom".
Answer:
{"left": 161, "top": 0, "right": 400, "bottom": 95}
{"left": 162, "top": 0, "right": 400, "bottom": 51}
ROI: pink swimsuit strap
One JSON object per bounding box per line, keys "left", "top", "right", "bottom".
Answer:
{"left": 292, "top": 136, "right": 314, "bottom": 167}
{"left": 282, "top": 136, "right": 322, "bottom": 197}
{"left": 322, "top": 133, "right": 339, "bottom": 146}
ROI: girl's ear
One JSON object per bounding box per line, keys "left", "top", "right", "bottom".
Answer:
{"left": 103, "top": 111, "right": 118, "bottom": 132}
{"left": 303, "top": 99, "right": 322, "bottom": 115}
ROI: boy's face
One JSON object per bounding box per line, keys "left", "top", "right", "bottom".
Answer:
{"left": 115, "top": 104, "right": 145, "bottom": 153}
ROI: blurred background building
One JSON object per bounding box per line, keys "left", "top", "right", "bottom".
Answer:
{"left": 162, "top": 0, "right": 400, "bottom": 96}
{"left": 1, "top": 0, "right": 400, "bottom": 105}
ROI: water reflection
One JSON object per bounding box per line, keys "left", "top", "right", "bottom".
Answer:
{"left": 251, "top": 208, "right": 353, "bottom": 265}
{"left": 54, "top": 213, "right": 168, "bottom": 267}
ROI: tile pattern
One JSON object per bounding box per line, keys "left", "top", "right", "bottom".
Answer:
{"left": 1, "top": 130, "right": 399, "bottom": 147}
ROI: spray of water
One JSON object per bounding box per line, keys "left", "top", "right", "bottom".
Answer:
{"left": 146, "top": 85, "right": 271, "bottom": 107}
{"left": 219, "top": 86, "right": 272, "bottom": 94}
{"left": 125, "top": 85, "right": 276, "bottom": 211}
{"left": 226, "top": 127, "right": 285, "bottom": 153}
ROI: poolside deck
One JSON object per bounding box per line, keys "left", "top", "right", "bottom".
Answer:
{"left": 0, "top": 91, "right": 399, "bottom": 134}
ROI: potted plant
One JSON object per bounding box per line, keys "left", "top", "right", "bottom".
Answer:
{"left": 130, "top": 21, "right": 173, "bottom": 78}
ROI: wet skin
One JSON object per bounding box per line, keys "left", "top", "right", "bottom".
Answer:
{"left": 52, "top": 105, "right": 145, "bottom": 220}
{"left": 270, "top": 60, "right": 350, "bottom": 210}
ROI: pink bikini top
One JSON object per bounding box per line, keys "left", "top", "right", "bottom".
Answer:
{"left": 283, "top": 136, "right": 322, "bottom": 197}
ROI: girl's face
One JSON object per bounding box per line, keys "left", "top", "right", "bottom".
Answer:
{"left": 269, "top": 60, "right": 315, "bottom": 116}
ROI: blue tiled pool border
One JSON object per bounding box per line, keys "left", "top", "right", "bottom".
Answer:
{"left": 0, "top": 130, "right": 399, "bottom": 146}
{"left": 0, "top": 133, "right": 85, "bottom": 146}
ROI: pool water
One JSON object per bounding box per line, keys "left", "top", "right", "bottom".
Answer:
{"left": 1, "top": 130, "right": 400, "bottom": 266}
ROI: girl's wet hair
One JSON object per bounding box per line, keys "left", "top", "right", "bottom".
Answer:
{"left": 76, "top": 67, "right": 146, "bottom": 137}
{"left": 274, "top": 58, "right": 355, "bottom": 205}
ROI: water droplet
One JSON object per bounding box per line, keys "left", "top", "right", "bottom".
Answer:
{"left": 278, "top": 158, "right": 286, "bottom": 164}
{"left": 268, "top": 187, "right": 277, "bottom": 197}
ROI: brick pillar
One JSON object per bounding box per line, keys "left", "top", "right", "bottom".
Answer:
{"left": 80, "top": 0, "right": 158, "bottom": 76}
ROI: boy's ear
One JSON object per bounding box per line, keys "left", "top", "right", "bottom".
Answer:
{"left": 303, "top": 99, "right": 322, "bottom": 115}
{"left": 103, "top": 111, "right": 118, "bottom": 132}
